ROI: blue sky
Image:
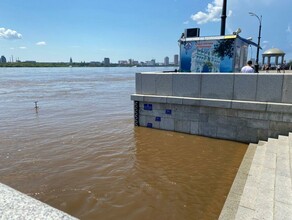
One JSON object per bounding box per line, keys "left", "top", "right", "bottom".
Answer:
{"left": 0, "top": 0, "right": 291, "bottom": 63}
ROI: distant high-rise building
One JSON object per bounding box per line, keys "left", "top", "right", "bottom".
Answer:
{"left": 0, "top": 56, "right": 6, "bottom": 63}
{"left": 70, "top": 57, "right": 73, "bottom": 64}
{"left": 164, "top": 56, "right": 169, "bottom": 65}
{"left": 104, "top": 57, "right": 110, "bottom": 66}
{"left": 174, "top": 54, "right": 179, "bottom": 66}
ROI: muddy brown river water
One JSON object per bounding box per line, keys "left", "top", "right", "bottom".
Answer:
{"left": 0, "top": 67, "right": 247, "bottom": 219}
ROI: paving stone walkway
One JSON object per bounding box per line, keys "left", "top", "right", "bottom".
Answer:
{"left": 219, "top": 133, "right": 292, "bottom": 219}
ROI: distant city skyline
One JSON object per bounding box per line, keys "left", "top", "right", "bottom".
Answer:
{"left": 0, "top": 54, "right": 180, "bottom": 65}
{"left": 0, "top": 53, "right": 180, "bottom": 67}
{"left": 0, "top": 0, "right": 291, "bottom": 62}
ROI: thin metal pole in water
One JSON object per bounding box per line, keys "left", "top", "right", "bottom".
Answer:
{"left": 34, "top": 101, "right": 39, "bottom": 113}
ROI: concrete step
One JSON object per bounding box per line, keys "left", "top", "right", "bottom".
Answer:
{"left": 253, "top": 139, "right": 277, "bottom": 220}
{"left": 220, "top": 134, "right": 292, "bottom": 219}
{"left": 218, "top": 143, "right": 257, "bottom": 220}
{"left": 274, "top": 135, "right": 292, "bottom": 219}
{"left": 235, "top": 141, "right": 267, "bottom": 219}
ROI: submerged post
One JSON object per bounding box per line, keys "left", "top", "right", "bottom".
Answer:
{"left": 220, "top": 0, "right": 227, "bottom": 36}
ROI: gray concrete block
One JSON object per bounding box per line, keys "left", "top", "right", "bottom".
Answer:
{"left": 155, "top": 74, "right": 173, "bottom": 96}
{"left": 266, "top": 112, "right": 283, "bottom": 121}
{"left": 233, "top": 74, "right": 257, "bottom": 101}
{"left": 144, "top": 96, "right": 167, "bottom": 103}
{"left": 139, "top": 115, "right": 147, "bottom": 126}
{"left": 135, "top": 72, "right": 142, "bottom": 94}
{"left": 198, "top": 114, "right": 209, "bottom": 122}
{"left": 237, "top": 110, "right": 261, "bottom": 119}
{"left": 283, "top": 113, "right": 292, "bottom": 122}
{"left": 173, "top": 111, "right": 200, "bottom": 121}
{"left": 166, "top": 97, "right": 183, "bottom": 104}
{"left": 172, "top": 74, "right": 201, "bottom": 97}
{"left": 160, "top": 118, "right": 175, "bottom": 131}
{"left": 236, "top": 127, "right": 259, "bottom": 143}
{"left": 200, "top": 99, "right": 232, "bottom": 108}
{"left": 200, "top": 107, "right": 237, "bottom": 117}
{"left": 199, "top": 123, "right": 217, "bottom": 138}
{"left": 190, "top": 121, "right": 199, "bottom": 134}
{"left": 256, "top": 74, "right": 284, "bottom": 102}
{"left": 232, "top": 100, "right": 267, "bottom": 111}
{"left": 270, "top": 121, "right": 292, "bottom": 132}
{"left": 282, "top": 74, "right": 292, "bottom": 103}
{"left": 182, "top": 97, "right": 201, "bottom": 106}
{"left": 141, "top": 73, "right": 156, "bottom": 95}
{"left": 247, "top": 119, "right": 270, "bottom": 129}
{"left": 151, "top": 103, "right": 168, "bottom": 110}
{"left": 131, "top": 94, "right": 144, "bottom": 101}
{"left": 217, "top": 125, "right": 237, "bottom": 140}
{"left": 267, "top": 103, "right": 292, "bottom": 113}
{"left": 175, "top": 119, "right": 190, "bottom": 133}
{"left": 201, "top": 74, "right": 234, "bottom": 99}
{"left": 257, "top": 129, "right": 269, "bottom": 141}
{"left": 182, "top": 105, "right": 200, "bottom": 113}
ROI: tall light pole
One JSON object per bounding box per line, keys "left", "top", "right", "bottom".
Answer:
{"left": 249, "top": 12, "right": 262, "bottom": 73}
{"left": 221, "top": 0, "right": 227, "bottom": 36}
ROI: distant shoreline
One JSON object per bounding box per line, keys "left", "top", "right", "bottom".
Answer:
{"left": 0, "top": 63, "right": 179, "bottom": 68}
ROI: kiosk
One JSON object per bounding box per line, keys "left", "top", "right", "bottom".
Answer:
{"left": 179, "top": 32, "right": 259, "bottom": 73}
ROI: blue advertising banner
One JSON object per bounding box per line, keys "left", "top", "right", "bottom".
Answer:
{"left": 180, "top": 38, "right": 236, "bottom": 72}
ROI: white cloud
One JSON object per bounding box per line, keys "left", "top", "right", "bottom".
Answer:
{"left": 19, "top": 46, "right": 27, "bottom": 49}
{"left": 262, "top": 40, "right": 269, "bottom": 44}
{"left": 191, "top": 0, "right": 232, "bottom": 24}
{"left": 183, "top": 21, "right": 189, "bottom": 25}
{"left": 0, "top": 28, "right": 22, "bottom": 40}
{"left": 36, "top": 41, "right": 46, "bottom": 46}
{"left": 286, "top": 25, "right": 291, "bottom": 33}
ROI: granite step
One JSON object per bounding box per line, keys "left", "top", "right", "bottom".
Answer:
{"left": 235, "top": 141, "right": 267, "bottom": 219}
{"left": 220, "top": 134, "right": 292, "bottom": 219}
{"left": 274, "top": 135, "right": 292, "bottom": 219}
{"left": 218, "top": 143, "right": 257, "bottom": 220}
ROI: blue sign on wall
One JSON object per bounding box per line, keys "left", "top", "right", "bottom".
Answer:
{"left": 165, "top": 109, "right": 172, "bottom": 115}
{"left": 147, "top": 123, "right": 153, "bottom": 128}
{"left": 155, "top": 117, "right": 161, "bottom": 122}
{"left": 144, "top": 104, "right": 153, "bottom": 111}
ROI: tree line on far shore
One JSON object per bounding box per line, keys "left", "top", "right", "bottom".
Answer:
{"left": 0, "top": 62, "right": 178, "bottom": 68}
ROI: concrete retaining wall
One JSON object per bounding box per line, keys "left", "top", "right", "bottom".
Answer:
{"left": 132, "top": 72, "right": 292, "bottom": 143}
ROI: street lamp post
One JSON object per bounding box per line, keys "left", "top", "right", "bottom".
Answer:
{"left": 221, "top": 0, "right": 227, "bottom": 36}
{"left": 249, "top": 12, "right": 262, "bottom": 73}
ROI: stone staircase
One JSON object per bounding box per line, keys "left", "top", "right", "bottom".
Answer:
{"left": 219, "top": 133, "right": 292, "bottom": 219}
